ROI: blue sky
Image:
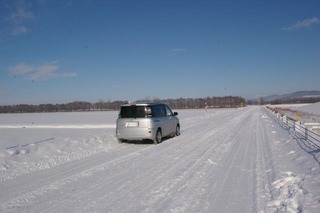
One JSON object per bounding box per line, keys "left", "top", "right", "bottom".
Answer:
{"left": 0, "top": 0, "right": 319, "bottom": 104}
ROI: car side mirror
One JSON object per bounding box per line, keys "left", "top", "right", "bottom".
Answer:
{"left": 174, "top": 112, "right": 178, "bottom": 116}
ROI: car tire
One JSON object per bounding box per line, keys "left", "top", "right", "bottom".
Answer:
{"left": 154, "top": 129, "right": 162, "bottom": 144}
{"left": 175, "top": 124, "right": 180, "bottom": 136}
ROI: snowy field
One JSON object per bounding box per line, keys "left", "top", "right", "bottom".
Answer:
{"left": 269, "top": 102, "right": 320, "bottom": 116}
{"left": 268, "top": 102, "right": 320, "bottom": 123}
{"left": 0, "top": 107, "right": 319, "bottom": 212}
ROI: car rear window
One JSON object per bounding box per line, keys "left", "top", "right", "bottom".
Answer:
{"left": 119, "top": 106, "right": 150, "bottom": 118}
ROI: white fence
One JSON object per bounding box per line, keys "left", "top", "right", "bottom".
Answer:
{"left": 266, "top": 107, "right": 320, "bottom": 149}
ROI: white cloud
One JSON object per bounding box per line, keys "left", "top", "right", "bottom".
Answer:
{"left": 12, "top": 26, "right": 28, "bottom": 35}
{"left": 8, "top": 62, "right": 77, "bottom": 81}
{"left": 9, "top": 8, "right": 35, "bottom": 23}
{"left": 59, "top": 72, "right": 77, "bottom": 78}
{"left": 167, "top": 48, "right": 187, "bottom": 56}
{"left": 282, "top": 17, "right": 320, "bottom": 31}
{"left": 8, "top": 63, "right": 34, "bottom": 74}
{"left": 112, "top": 84, "right": 121, "bottom": 89}
{"left": 172, "top": 48, "right": 187, "bottom": 52}
{"left": 6, "top": 7, "right": 35, "bottom": 36}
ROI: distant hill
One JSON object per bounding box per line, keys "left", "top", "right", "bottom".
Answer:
{"left": 261, "top": 91, "right": 320, "bottom": 104}
{"left": 264, "top": 91, "right": 320, "bottom": 102}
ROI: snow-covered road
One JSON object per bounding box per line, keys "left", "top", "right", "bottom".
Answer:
{"left": 0, "top": 107, "right": 319, "bottom": 212}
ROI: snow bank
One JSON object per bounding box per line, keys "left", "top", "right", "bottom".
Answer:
{"left": 0, "top": 130, "right": 116, "bottom": 181}
{"left": 0, "top": 111, "right": 119, "bottom": 181}
{"left": 0, "top": 124, "right": 115, "bottom": 129}
{"left": 267, "top": 172, "right": 308, "bottom": 213}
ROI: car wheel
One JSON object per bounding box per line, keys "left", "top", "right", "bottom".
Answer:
{"left": 175, "top": 124, "right": 180, "bottom": 136}
{"left": 154, "top": 129, "right": 162, "bottom": 144}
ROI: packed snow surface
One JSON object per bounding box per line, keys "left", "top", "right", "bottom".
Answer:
{"left": 0, "top": 107, "right": 319, "bottom": 212}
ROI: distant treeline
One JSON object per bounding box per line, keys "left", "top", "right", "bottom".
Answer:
{"left": 157, "top": 96, "right": 246, "bottom": 109}
{"left": 0, "top": 96, "right": 246, "bottom": 113}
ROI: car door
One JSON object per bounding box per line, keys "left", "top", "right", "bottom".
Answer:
{"left": 152, "top": 104, "right": 166, "bottom": 134}
{"left": 164, "top": 105, "right": 176, "bottom": 135}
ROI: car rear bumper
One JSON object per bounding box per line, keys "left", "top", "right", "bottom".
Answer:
{"left": 116, "top": 127, "right": 156, "bottom": 141}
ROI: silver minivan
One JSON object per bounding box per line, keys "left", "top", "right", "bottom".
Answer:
{"left": 116, "top": 102, "right": 180, "bottom": 144}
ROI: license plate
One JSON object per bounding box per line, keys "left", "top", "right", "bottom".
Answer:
{"left": 127, "top": 121, "right": 138, "bottom": 127}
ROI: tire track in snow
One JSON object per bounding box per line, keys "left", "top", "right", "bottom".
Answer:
{"left": 252, "top": 109, "right": 276, "bottom": 212}
{"left": 203, "top": 107, "right": 258, "bottom": 212}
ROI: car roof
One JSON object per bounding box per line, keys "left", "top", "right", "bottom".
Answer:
{"left": 121, "top": 102, "right": 164, "bottom": 107}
